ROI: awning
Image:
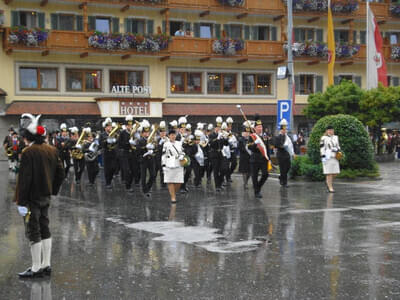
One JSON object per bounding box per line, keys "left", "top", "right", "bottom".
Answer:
{"left": 6, "top": 101, "right": 101, "bottom": 116}
{"left": 0, "top": 88, "right": 7, "bottom": 96}
{"left": 163, "top": 103, "right": 307, "bottom": 116}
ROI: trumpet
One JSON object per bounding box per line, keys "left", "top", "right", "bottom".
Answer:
{"left": 147, "top": 124, "right": 159, "bottom": 145}
{"left": 130, "top": 121, "right": 141, "bottom": 139}
{"left": 71, "top": 129, "right": 86, "bottom": 160}
{"left": 6, "top": 147, "right": 13, "bottom": 157}
{"left": 107, "top": 123, "right": 121, "bottom": 150}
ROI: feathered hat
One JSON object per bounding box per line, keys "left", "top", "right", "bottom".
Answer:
{"left": 169, "top": 120, "right": 178, "bottom": 130}
{"left": 243, "top": 121, "right": 252, "bottom": 132}
{"left": 125, "top": 115, "right": 134, "bottom": 125}
{"left": 216, "top": 116, "right": 223, "bottom": 127}
{"left": 103, "top": 117, "right": 112, "bottom": 128}
{"left": 178, "top": 116, "right": 187, "bottom": 128}
{"left": 60, "top": 123, "right": 67, "bottom": 132}
{"left": 141, "top": 119, "right": 151, "bottom": 132}
{"left": 194, "top": 129, "right": 203, "bottom": 140}
{"left": 197, "top": 123, "right": 205, "bottom": 130}
{"left": 159, "top": 121, "right": 166, "bottom": 132}
{"left": 254, "top": 114, "right": 262, "bottom": 126}
{"left": 207, "top": 123, "right": 214, "bottom": 131}
{"left": 20, "top": 113, "right": 46, "bottom": 137}
{"left": 226, "top": 117, "right": 233, "bottom": 124}
{"left": 221, "top": 122, "right": 228, "bottom": 130}
{"left": 186, "top": 123, "right": 192, "bottom": 132}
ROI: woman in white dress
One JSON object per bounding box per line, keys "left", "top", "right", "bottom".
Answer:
{"left": 320, "top": 125, "right": 341, "bottom": 193}
{"left": 162, "top": 127, "right": 185, "bottom": 203}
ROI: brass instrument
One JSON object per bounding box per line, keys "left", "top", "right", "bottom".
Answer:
{"left": 147, "top": 124, "right": 159, "bottom": 145}
{"left": 85, "top": 135, "right": 100, "bottom": 162}
{"left": 107, "top": 123, "right": 121, "bottom": 150}
{"left": 71, "top": 129, "right": 86, "bottom": 160}
{"left": 6, "top": 147, "right": 13, "bottom": 157}
{"left": 130, "top": 121, "right": 141, "bottom": 139}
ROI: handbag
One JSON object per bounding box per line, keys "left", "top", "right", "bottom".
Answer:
{"left": 171, "top": 144, "right": 190, "bottom": 167}
{"left": 335, "top": 151, "right": 343, "bottom": 160}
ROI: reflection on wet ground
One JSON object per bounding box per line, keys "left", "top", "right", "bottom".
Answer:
{"left": 1, "top": 161, "right": 400, "bottom": 299}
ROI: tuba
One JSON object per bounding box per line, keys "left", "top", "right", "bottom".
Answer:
{"left": 147, "top": 124, "right": 159, "bottom": 145}
{"left": 6, "top": 147, "right": 13, "bottom": 157}
{"left": 85, "top": 134, "right": 100, "bottom": 162}
{"left": 107, "top": 123, "right": 121, "bottom": 150}
{"left": 71, "top": 129, "right": 86, "bottom": 160}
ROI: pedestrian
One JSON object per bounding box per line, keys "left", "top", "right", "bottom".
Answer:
{"left": 274, "top": 119, "right": 295, "bottom": 188}
{"left": 162, "top": 126, "right": 185, "bottom": 203}
{"left": 15, "top": 113, "right": 65, "bottom": 278}
{"left": 238, "top": 121, "right": 252, "bottom": 189}
{"left": 320, "top": 125, "right": 341, "bottom": 193}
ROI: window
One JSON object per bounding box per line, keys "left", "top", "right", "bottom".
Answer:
{"left": 334, "top": 30, "right": 349, "bottom": 43}
{"left": 11, "top": 11, "right": 45, "bottom": 29}
{"left": 110, "top": 70, "right": 144, "bottom": 92}
{"left": 334, "top": 75, "right": 362, "bottom": 87}
{"left": 230, "top": 25, "right": 242, "bottom": 39}
{"left": 169, "top": 21, "right": 184, "bottom": 36}
{"left": 294, "top": 74, "right": 323, "bottom": 95}
{"left": 125, "top": 19, "right": 147, "bottom": 35}
{"left": 388, "top": 76, "right": 400, "bottom": 87}
{"left": 88, "top": 16, "right": 119, "bottom": 33}
{"left": 66, "top": 69, "right": 102, "bottom": 92}
{"left": 51, "top": 14, "right": 83, "bottom": 31}
{"left": 207, "top": 73, "right": 237, "bottom": 94}
{"left": 385, "top": 32, "right": 400, "bottom": 45}
{"left": 249, "top": 26, "right": 277, "bottom": 41}
{"left": 242, "top": 74, "right": 272, "bottom": 95}
{"left": 170, "top": 72, "right": 202, "bottom": 94}
{"left": 19, "top": 67, "right": 58, "bottom": 91}
{"left": 199, "top": 23, "right": 213, "bottom": 38}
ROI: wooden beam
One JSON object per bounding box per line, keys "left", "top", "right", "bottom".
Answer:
{"left": 121, "top": 54, "right": 130, "bottom": 60}
{"left": 237, "top": 13, "right": 248, "bottom": 20}
{"left": 160, "top": 56, "right": 170, "bottom": 62}
{"left": 307, "top": 17, "right": 320, "bottom": 23}
{"left": 41, "top": 50, "right": 49, "bottom": 56}
{"left": 307, "top": 60, "right": 319, "bottom": 66}
{"left": 5, "top": 48, "right": 12, "bottom": 55}
{"left": 273, "top": 15, "right": 284, "bottom": 22}
{"left": 200, "top": 57, "right": 211, "bottom": 63}
{"left": 40, "top": 0, "right": 48, "bottom": 7}
{"left": 237, "top": 58, "right": 248, "bottom": 64}
{"left": 378, "top": 20, "right": 386, "bottom": 25}
{"left": 341, "top": 19, "right": 353, "bottom": 25}
{"left": 199, "top": 10, "right": 210, "bottom": 18}
{"left": 340, "top": 61, "right": 353, "bottom": 67}
{"left": 121, "top": 5, "right": 129, "bottom": 12}
{"left": 80, "top": 52, "right": 88, "bottom": 58}
{"left": 273, "top": 59, "right": 285, "bottom": 65}
{"left": 78, "top": 2, "right": 87, "bottom": 9}
{"left": 4, "top": 0, "right": 13, "bottom": 4}
{"left": 160, "top": 8, "right": 169, "bottom": 15}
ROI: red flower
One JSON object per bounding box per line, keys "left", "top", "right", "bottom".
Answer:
{"left": 36, "top": 126, "right": 45, "bottom": 136}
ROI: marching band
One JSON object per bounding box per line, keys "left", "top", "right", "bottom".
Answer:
{"left": 5, "top": 113, "right": 277, "bottom": 199}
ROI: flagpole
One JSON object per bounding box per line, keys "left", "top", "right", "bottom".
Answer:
{"left": 287, "top": 0, "right": 294, "bottom": 133}
{"left": 366, "top": 0, "right": 369, "bottom": 90}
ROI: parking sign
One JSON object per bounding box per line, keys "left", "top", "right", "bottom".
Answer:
{"left": 277, "top": 100, "right": 292, "bottom": 131}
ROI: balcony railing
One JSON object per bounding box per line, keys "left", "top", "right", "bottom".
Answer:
{"left": 2, "top": 28, "right": 285, "bottom": 60}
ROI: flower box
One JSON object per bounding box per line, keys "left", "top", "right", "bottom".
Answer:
{"left": 212, "top": 38, "right": 244, "bottom": 56}
{"left": 88, "top": 32, "right": 171, "bottom": 52}
{"left": 335, "top": 43, "right": 360, "bottom": 58}
{"left": 285, "top": 41, "right": 360, "bottom": 58}
{"left": 8, "top": 27, "right": 48, "bottom": 47}
{"left": 283, "top": 0, "right": 359, "bottom": 13}
{"left": 390, "top": 5, "right": 400, "bottom": 17}
{"left": 331, "top": 0, "right": 358, "bottom": 13}
{"left": 391, "top": 46, "right": 400, "bottom": 60}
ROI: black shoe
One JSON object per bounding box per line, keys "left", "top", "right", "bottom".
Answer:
{"left": 76, "top": 180, "right": 80, "bottom": 185}
{"left": 216, "top": 188, "right": 221, "bottom": 192}
{"left": 18, "top": 268, "right": 43, "bottom": 278}
{"left": 255, "top": 193, "right": 263, "bottom": 199}
{"left": 227, "top": 178, "right": 233, "bottom": 183}
{"left": 105, "top": 185, "right": 112, "bottom": 190}
{"left": 41, "top": 266, "right": 51, "bottom": 276}
{"left": 145, "top": 192, "right": 151, "bottom": 198}
{"left": 127, "top": 188, "right": 134, "bottom": 194}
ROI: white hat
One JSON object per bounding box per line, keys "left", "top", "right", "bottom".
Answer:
{"left": 122, "top": 125, "right": 126, "bottom": 131}
{"left": 178, "top": 116, "right": 187, "bottom": 127}
{"left": 221, "top": 122, "right": 228, "bottom": 130}
{"left": 104, "top": 117, "right": 112, "bottom": 127}
{"left": 84, "top": 127, "right": 92, "bottom": 134}
{"left": 70, "top": 127, "right": 79, "bottom": 134}
{"left": 197, "top": 123, "right": 204, "bottom": 130}
{"left": 207, "top": 123, "right": 214, "bottom": 131}
{"left": 141, "top": 119, "right": 151, "bottom": 132}
{"left": 186, "top": 124, "right": 192, "bottom": 131}
{"left": 21, "top": 113, "right": 46, "bottom": 136}
{"left": 194, "top": 129, "right": 203, "bottom": 137}
{"left": 279, "top": 119, "right": 288, "bottom": 126}
{"left": 169, "top": 120, "right": 178, "bottom": 129}
{"left": 216, "top": 116, "right": 223, "bottom": 126}
{"left": 226, "top": 117, "right": 233, "bottom": 124}
{"left": 125, "top": 115, "right": 134, "bottom": 122}
{"left": 60, "top": 123, "right": 67, "bottom": 131}
{"left": 159, "top": 121, "right": 166, "bottom": 129}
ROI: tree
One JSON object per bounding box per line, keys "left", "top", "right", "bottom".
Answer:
{"left": 358, "top": 85, "right": 400, "bottom": 154}
{"left": 303, "top": 80, "right": 365, "bottom": 120}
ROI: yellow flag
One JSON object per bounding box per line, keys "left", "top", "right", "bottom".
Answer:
{"left": 327, "top": 0, "right": 335, "bottom": 86}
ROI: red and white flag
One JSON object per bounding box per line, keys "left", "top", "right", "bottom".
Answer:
{"left": 367, "top": 3, "right": 387, "bottom": 89}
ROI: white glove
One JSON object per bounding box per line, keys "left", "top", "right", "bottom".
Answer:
{"left": 322, "top": 157, "right": 328, "bottom": 163}
{"left": 217, "top": 133, "right": 223, "bottom": 140}
{"left": 159, "top": 139, "right": 165, "bottom": 146}
{"left": 254, "top": 139, "right": 261, "bottom": 145}
{"left": 107, "top": 137, "right": 115, "bottom": 144}
{"left": 178, "top": 154, "right": 184, "bottom": 161}
{"left": 17, "top": 206, "right": 28, "bottom": 217}
{"left": 75, "top": 144, "right": 82, "bottom": 150}
{"left": 129, "top": 138, "right": 136, "bottom": 145}
{"left": 143, "top": 150, "right": 153, "bottom": 157}
{"left": 146, "top": 143, "right": 155, "bottom": 150}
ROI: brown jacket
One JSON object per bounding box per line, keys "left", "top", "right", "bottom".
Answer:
{"left": 15, "top": 143, "right": 65, "bottom": 207}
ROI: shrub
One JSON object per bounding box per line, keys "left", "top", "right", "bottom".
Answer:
{"left": 307, "top": 114, "right": 375, "bottom": 170}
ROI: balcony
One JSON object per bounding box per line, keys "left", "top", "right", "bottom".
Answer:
{"left": 2, "top": 28, "right": 285, "bottom": 62}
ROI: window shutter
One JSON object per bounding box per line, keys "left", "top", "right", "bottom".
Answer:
{"left": 147, "top": 19, "right": 154, "bottom": 34}
{"left": 125, "top": 18, "right": 132, "bottom": 33}
{"left": 294, "top": 75, "right": 300, "bottom": 93}
{"left": 50, "top": 13, "right": 59, "bottom": 30}
{"left": 316, "top": 29, "right": 323, "bottom": 42}
{"left": 244, "top": 25, "right": 250, "bottom": 40}
{"left": 184, "top": 22, "right": 191, "bottom": 31}
{"left": 251, "top": 26, "right": 258, "bottom": 40}
{"left": 38, "top": 12, "right": 45, "bottom": 29}
{"left": 11, "top": 11, "right": 19, "bottom": 27}
{"left": 334, "top": 76, "right": 340, "bottom": 85}
{"left": 112, "top": 18, "right": 119, "bottom": 33}
{"left": 193, "top": 23, "right": 200, "bottom": 38}
{"left": 334, "top": 30, "right": 339, "bottom": 43}
{"left": 393, "top": 77, "right": 400, "bottom": 87}
{"left": 354, "top": 76, "right": 362, "bottom": 87}
{"left": 215, "top": 24, "right": 221, "bottom": 39}
{"left": 88, "top": 16, "right": 96, "bottom": 31}
{"left": 360, "top": 30, "right": 366, "bottom": 44}
{"left": 162, "top": 20, "right": 166, "bottom": 34}
{"left": 352, "top": 30, "right": 357, "bottom": 43}
{"left": 76, "top": 16, "right": 83, "bottom": 31}
{"left": 223, "top": 24, "right": 230, "bottom": 38}
{"left": 294, "top": 28, "right": 300, "bottom": 42}
{"left": 271, "top": 26, "right": 277, "bottom": 41}
{"left": 316, "top": 76, "right": 323, "bottom": 93}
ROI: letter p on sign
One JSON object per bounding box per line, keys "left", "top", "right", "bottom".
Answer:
{"left": 277, "top": 100, "right": 292, "bottom": 131}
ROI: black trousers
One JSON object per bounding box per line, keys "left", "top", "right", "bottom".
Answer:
{"left": 192, "top": 160, "right": 205, "bottom": 187}
{"left": 73, "top": 158, "right": 85, "bottom": 182}
{"left": 25, "top": 200, "right": 50, "bottom": 244}
{"left": 205, "top": 158, "right": 212, "bottom": 180}
{"left": 211, "top": 157, "right": 229, "bottom": 189}
{"left": 226, "top": 152, "right": 237, "bottom": 181}
{"left": 277, "top": 153, "right": 291, "bottom": 185}
{"left": 251, "top": 160, "right": 269, "bottom": 194}
{"left": 60, "top": 152, "right": 71, "bottom": 177}
{"left": 122, "top": 150, "right": 139, "bottom": 189}
{"left": 141, "top": 157, "right": 155, "bottom": 193}
{"left": 155, "top": 155, "right": 164, "bottom": 184}
{"left": 103, "top": 152, "right": 117, "bottom": 186}
{"left": 86, "top": 160, "right": 99, "bottom": 184}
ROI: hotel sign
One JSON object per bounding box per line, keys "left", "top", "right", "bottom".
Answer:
{"left": 111, "top": 85, "right": 152, "bottom": 95}
{"left": 120, "top": 101, "right": 150, "bottom": 116}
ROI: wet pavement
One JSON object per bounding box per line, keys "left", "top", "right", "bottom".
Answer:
{"left": 1, "top": 161, "right": 400, "bottom": 299}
